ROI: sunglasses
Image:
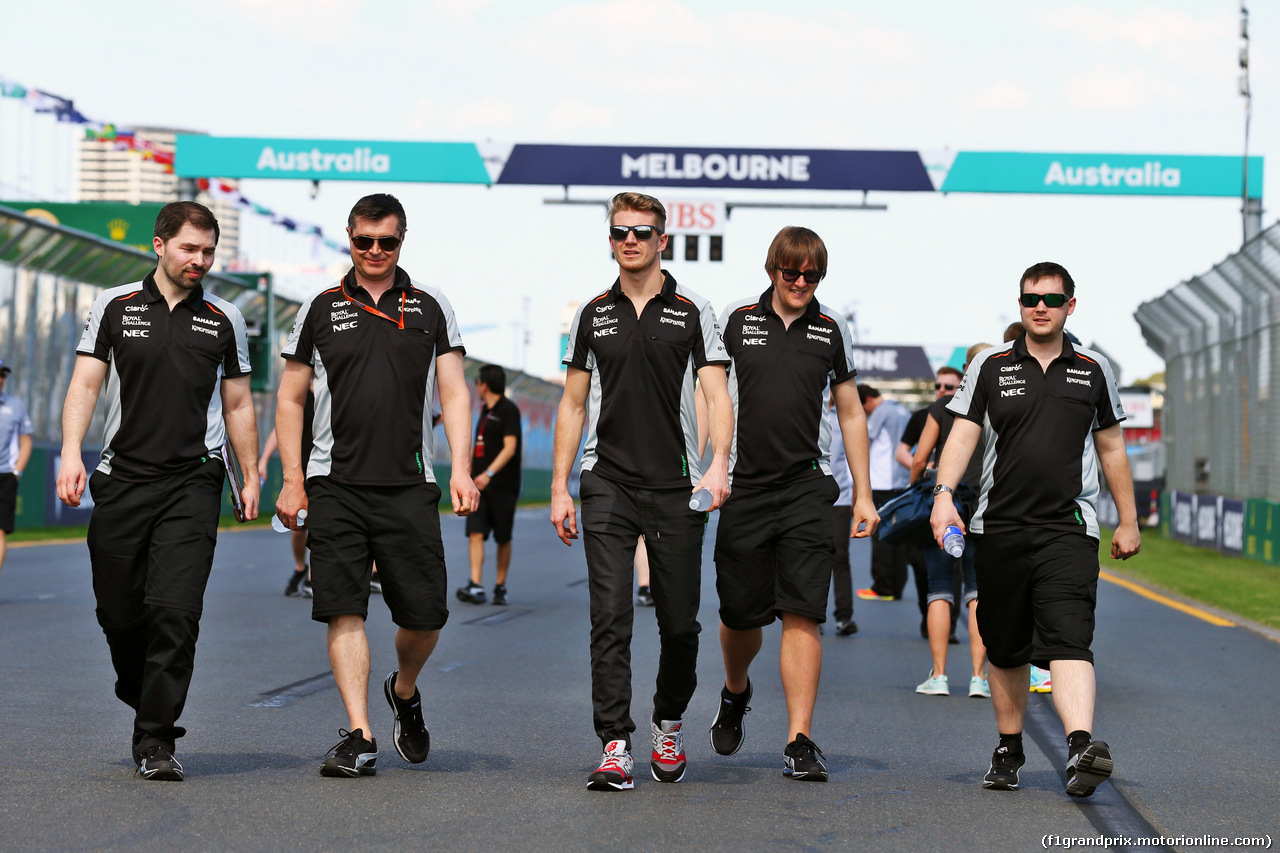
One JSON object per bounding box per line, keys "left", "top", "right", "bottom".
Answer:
{"left": 351, "top": 234, "right": 402, "bottom": 252}
{"left": 778, "top": 268, "right": 824, "bottom": 285}
{"left": 934, "top": 382, "right": 957, "bottom": 391}
{"left": 1020, "top": 292, "right": 1068, "bottom": 308}
{"left": 609, "top": 225, "right": 663, "bottom": 241}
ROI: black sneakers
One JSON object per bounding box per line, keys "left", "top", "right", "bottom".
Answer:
{"left": 456, "top": 581, "right": 486, "bottom": 604}
{"left": 284, "top": 567, "right": 307, "bottom": 596}
{"left": 709, "top": 680, "right": 752, "bottom": 756}
{"left": 835, "top": 619, "right": 858, "bottom": 636}
{"left": 137, "top": 745, "right": 184, "bottom": 781}
{"left": 983, "top": 744, "right": 1026, "bottom": 790}
{"left": 383, "top": 671, "right": 430, "bottom": 764}
{"left": 1065, "top": 740, "right": 1113, "bottom": 797}
{"left": 492, "top": 584, "right": 508, "bottom": 606}
{"left": 321, "top": 728, "right": 378, "bottom": 777}
{"left": 783, "top": 733, "right": 828, "bottom": 781}
{"left": 636, "top": 586, "right": 654, "bottom": 607}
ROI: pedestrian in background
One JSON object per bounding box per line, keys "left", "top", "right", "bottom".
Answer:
{"left": 0, "top": 358, "right": 33, "bottom": 578}
{"left": 458, "top": 363, "right": 522, "bottom": 607}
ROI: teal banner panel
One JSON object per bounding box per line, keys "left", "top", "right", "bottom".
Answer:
{"left": 941, "top": 152, "right": 1263, "bottom": 198}
{"left": 175, "top": 136, "right": 491, "bottom": 184}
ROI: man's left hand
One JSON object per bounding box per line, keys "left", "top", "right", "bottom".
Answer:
{"left": 474, "top": 472, "right": 491, "bottom": 492}
{"left": 452, "top": 471, "right": 480, "bottom": 516}
{"left": 852, "top": 496, "right": 879, "bottom": 538}
{"left": 1111, "top": 521, "right": 1141, "bottom": 560}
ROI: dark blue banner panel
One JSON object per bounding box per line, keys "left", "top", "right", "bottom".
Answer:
{"left": 495, "top": 145, "right": 933, "bottom": 191}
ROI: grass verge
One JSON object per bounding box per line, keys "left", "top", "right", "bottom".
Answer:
{"left": 1100, "top": 527, "right": 1280, "bottom": 630}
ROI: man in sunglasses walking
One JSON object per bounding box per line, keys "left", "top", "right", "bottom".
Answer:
{"left": 552, "top": 192, "right": 733, "bottom": 791}
{"left": 276, "top": 193, "right": 479, "bottom": 778}
{"left": 930, "top": 261, "right": 1140, "bottom": 798}
{"left": 709, "top": 226, "right": 877, "bottom": 781}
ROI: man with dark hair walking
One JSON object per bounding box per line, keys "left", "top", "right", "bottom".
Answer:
{"left": 710, "top": 226, "right": 877, "bottom": 781}
{"left": 56, "top": 201, "right": 259, "bottom": 781}
{"left": 457, "top": 363, "right": 522, "bottom": 606}
{"left": 931, "top": 261, "right": 1139, "bottom": 798}
{"left": 276, "top": 192, "right": 479, "bottom": 778}
{"left": 552, "top": 191, "right": 733, "bottom": 791}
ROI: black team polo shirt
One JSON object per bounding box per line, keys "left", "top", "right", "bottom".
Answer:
{"left": 947, "top": 333, "right": 1125, "bottom": 540}
{"left": 719, "top": 288, "right": 857, "bottom": 488}
{"left": 563, "top": 271, "right": 727, "bottom": 490}
{"left": 471, "top": 395, "right": 522, "bottom": 495}
{"left": 282, "top": 267, "right": 464, "bottom": 486}
{"left": 77, "top": 272, "right": 251, "bottom": 481}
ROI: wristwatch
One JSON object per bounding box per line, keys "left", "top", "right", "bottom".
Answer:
{"left": 485, "top": 469, "right": 496, "bottom": 478}
{"left": 932, "top": 483, "right": 955, "bottom": 497}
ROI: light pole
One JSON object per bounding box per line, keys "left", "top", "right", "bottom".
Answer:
{"left": 1240, "top": 2, "right": 1261, "bottom": 244}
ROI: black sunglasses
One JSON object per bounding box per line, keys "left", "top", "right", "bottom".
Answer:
{"left": 609, "top": 225, "right": 663, "bottom": 241}
{"left": 934, "top": 382, "right": 957, "bottom": 391}
{"left": 351, "top": 234, "right": 403, "bottom": 252}
{"left": 1020, "top": 292, "right": 1068, "bottom": 308}
{"left": 778, "top": 268, "right": 824, "bottom": 285}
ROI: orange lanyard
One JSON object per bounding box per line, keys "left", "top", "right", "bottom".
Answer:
{"left": 341, "top": 281, "right": 405, "bottom": 329}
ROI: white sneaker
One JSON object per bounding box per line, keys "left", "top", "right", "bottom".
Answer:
{"left": 969, "top": 675, "right": 991, "bottom": 698}
{"left": 915, "top": 670, "right": 950, "bottom": 696}
{"left": 586, "top": 739, "right": 634, "bottom": 791}
{"left": 650, "top": 719, "right": 687, "bottom": 783}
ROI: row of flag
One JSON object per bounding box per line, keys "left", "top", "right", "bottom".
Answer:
{"left": 2, "top": 73, "right": 347, "bottom": 257}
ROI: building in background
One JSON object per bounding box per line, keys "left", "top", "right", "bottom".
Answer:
{"left": 75, "top": 127, "right": 240, "bottom": 264}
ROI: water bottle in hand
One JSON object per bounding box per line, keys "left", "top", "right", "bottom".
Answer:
{"left": 942, "top": 525, "right": 965, "bottom": 557}
{"left": 689, "top": 488, "right": 713, "bottom": 512}
{"left": 272, "top": 508, "right": 307, "bottom": 533}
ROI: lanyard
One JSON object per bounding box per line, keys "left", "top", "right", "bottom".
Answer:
{"left": 341, "top": 281, "right": 405, "bottom": 329}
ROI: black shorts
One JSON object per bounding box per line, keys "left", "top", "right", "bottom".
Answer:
{"left": 0, "top": 473, "right": 17, "bottom": 533}
{"left": 306, "top": 477, "right": 448, "bottom": 631}
{"left": 464, "top": 488, "right": 517, "bottom": 545}
{"left": 714, "top": 476, "right": 840, "bottom": 629}
{"left": 973, "top": 528, "right": 1100, "bottom": 669}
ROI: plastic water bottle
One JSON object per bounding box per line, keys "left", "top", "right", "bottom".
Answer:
{"left": 272, "top": 508, "right": 307, "bottom": 533}
{"left": 689, "top": 489, "right": 713, "bottom": 512}
{"left": 942, "top": 525, "right": 965, "bottom": 558}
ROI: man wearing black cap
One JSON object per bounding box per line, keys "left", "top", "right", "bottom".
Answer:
{"left": 0, "top": 358, "right": 32, "bottom": 577}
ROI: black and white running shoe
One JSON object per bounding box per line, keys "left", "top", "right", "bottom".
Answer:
{"left": 1065, "top": 740, "right": 1113, "bottom": 798}
{"left": 492, "top": 584, "right": 508, "bottom": 606}
{"left": 983, "top": 744, "right": 1026, "bottom": 790}
{"left": 384, "top": 671, "right": 430, "bottom": 764}
{"left": 783, "top": 733, "right": 828, "bottom": 781}
{"left": 709, "top": 679, "right": 752, "bottom": 756}
{"left": 320, "top": 728, "right": 378, "bottom": 777}
{"left": 137, "top": 745, "right": 184, "bottom": 781}
{"left": 456, "top": 581, "right": 486, "bottom": 604}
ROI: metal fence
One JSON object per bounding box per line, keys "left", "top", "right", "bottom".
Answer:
{"left": 1134, "top": 219, "right": 1280, "bottom": 502}
{"left": 0, "top": 203, "right": 289, "bottom": 443}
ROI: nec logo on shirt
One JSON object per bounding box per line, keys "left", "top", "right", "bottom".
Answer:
{"left": 742, "top": 338, "right": 767, "bottom": 346}
{"left": 122, "top": 329, "right": 149, "bottom": 338}
{"left": 594, "top": 327, "right": 618, "bottom": 338}
{"left": 1001, "top": 387, "right": 1025, "bottom": 397}
{"left": 333, "top": 321, "right": 358, "bottom": 332}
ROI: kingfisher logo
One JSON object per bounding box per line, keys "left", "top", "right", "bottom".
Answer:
{"left": 1045, "top": 160, "right": 1180, "bottom": 189}
{"left": 257, "top": 146, "right": 390, "bottom": 174}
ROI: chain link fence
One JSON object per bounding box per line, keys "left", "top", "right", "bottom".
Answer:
{"left": 1134, "top": 219, "right": 1280, "bottom": 502}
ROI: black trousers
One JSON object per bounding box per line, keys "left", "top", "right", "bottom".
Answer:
{"left": 87, "top": 460, "right": 223, "bottom": 761}
{"left": 579, "top": 470, "right": 705, "bottom": 749}
{"left": 830, "top": 505, "right": 854, "bottom": 622}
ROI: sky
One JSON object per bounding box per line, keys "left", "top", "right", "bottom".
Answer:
{"left": 3, "top": 0, "right": 1275, "bottom": 383}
